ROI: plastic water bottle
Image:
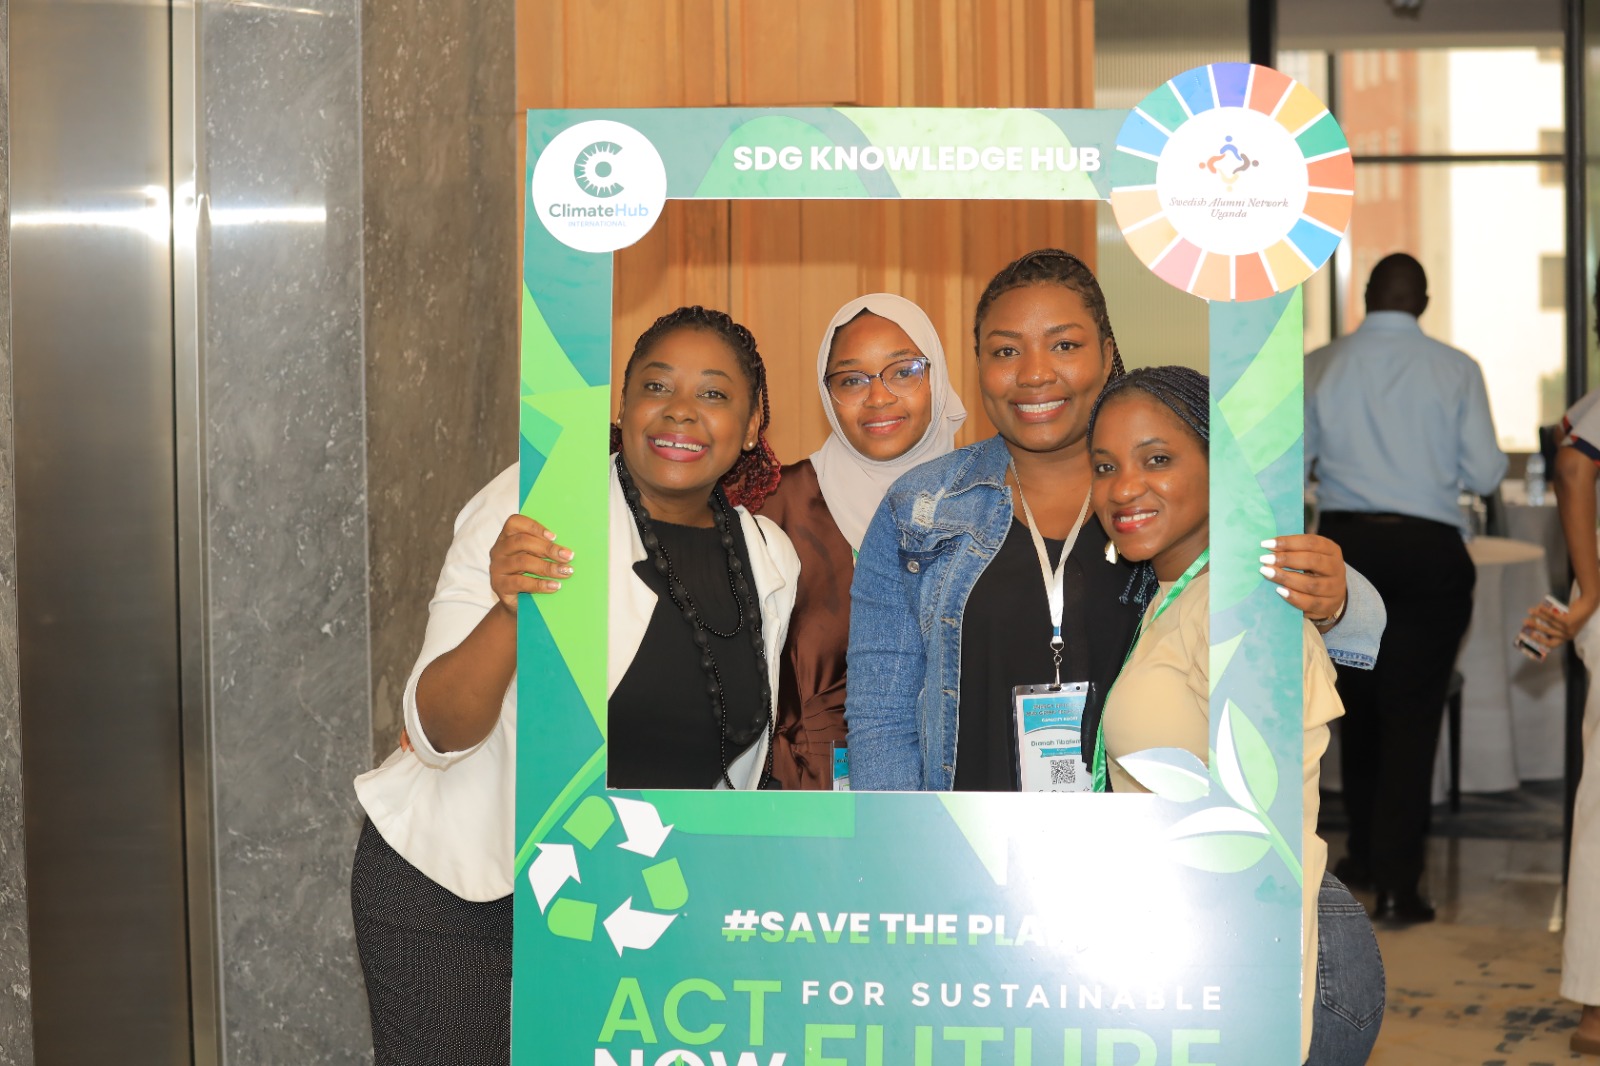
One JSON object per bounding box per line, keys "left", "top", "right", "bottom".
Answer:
{"left": 1527, "top": 453, "right": 1547, "bottom": 506}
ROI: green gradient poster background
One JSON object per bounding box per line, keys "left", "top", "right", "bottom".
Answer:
{"left": 515, "top": 98, "right": 1330, "bottom": 1065}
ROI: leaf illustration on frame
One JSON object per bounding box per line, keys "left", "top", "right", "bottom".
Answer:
{"left": 1226, "top": 698, "right": 1279, "bottom": 812}
{"left": 1210, "top": 631, "right": 1245, "bottom": 696}
{"left": 1167, "top": 806, "right": 1268, "bottom": 839}
{"left": 1214, "top": 701, "right": 1259, "bottom": 814}
{"left": 1118, "top": 748, "right": 1211, "bottom": 803}
{"left": 1165, "top": 806, "right": 1272, "bottom": 874}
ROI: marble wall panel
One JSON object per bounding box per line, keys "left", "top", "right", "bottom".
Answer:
{"left": 0, "top": 4, "right": 30, "bottom": 1063}
{"left": 199, "top": 0, "right": 371, "bottom": 1061}
{"left": 362, "top": 0, "right": 519, "bottom": 761}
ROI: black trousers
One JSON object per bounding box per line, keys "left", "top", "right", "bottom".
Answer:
{"left": 351, "top": 818, "right": 513, "bottom": 1065}
{"left": 1319, "top": 512, "right": 1475, "bottom": 894}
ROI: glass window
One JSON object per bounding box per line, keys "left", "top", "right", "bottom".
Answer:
{"left": 1540, "top": 128, "right": 1564, "bottom": 185}
{"left": 1342, "top": 159, "right": 1565, "bottom": 450}
{"left": 1329, "top": 47, "right": 1567, "bottom": 452}
{"left": 1337, "top": 48, "right": 1563, "bottom": 157}
{"left": 1543, "top": 254, "right": 1566, "bottom": 311}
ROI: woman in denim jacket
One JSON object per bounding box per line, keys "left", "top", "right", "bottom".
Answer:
{"left": 845, "top": 250, "right": 1384, "bottom": 792}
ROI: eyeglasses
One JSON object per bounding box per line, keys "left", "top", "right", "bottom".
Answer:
{"left": 823, "top": 358, "right": 930, "bottom": 406}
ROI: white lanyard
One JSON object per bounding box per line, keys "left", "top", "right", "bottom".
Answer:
{"left": 1008, "top": 457, "right": 1092, "bottom": 685}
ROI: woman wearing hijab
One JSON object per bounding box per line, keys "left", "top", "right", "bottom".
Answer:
{"left": 755, "top": 294, "right": 967, "bottom": 788}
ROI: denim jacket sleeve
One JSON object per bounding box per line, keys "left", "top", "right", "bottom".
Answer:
{"left": 844, "top": 495, "right": 927, "bottom": 790}
{"left": 1322, "top": 563, "right": 1384, "bottom": 670}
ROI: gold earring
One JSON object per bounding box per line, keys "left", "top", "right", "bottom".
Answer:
{"left": 1104, "top": 540, "right": 1119, "bottom": 564}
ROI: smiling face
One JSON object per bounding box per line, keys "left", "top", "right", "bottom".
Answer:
{"left": 1090, "top": 391, "right": 1210, "bottom": 581}
{"left": 976, "top": 284, "right": 1116, "bottom": 457}
{"left": 617, "top": 327, "right": 760, "bottom": 524}
{"left": 824, "top": 312, "right": 935, "bottom": 461}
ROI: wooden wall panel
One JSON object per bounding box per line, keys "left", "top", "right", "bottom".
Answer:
{"left": 609, "top": 201, "right": 732, "bottom": 420}
{"left": 729, "top": 0, "right": 859, "bottom": 106}
{"left": 515, "top": 0, "right": 728, "bottom": 108}
{"left": 518, "top": 0, "right": 1098, "bottom": 461}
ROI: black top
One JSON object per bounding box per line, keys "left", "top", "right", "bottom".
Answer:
{"left": 608, "top": 517, "right": 766, "bottom": 789}
{"left": 954, "top": 517, "right": 1142, "bottom": 792}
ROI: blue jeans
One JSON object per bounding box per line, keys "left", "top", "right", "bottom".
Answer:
{"left": 1309, "top": 872, "right": 1385, "bottom": 1064}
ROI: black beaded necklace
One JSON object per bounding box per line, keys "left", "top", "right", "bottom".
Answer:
{"left": 616, "top": 458, "right": 774, "bottom": 789}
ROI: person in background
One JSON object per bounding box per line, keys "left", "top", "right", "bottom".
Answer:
{"left": 349, "top": 306, "right": 796, "bottom": 1063}
{"left": 1518, "top": 278, "right": 1600, "bottom": 1055}
{"left": 1089, "top": 365, "right": 1384, "bottom": 1066}
{"left": 1306, "top": 252, "right": 1508, "bottom": 924}
{"left": 846, "top": 248, "right": 1384, "bottom": 794}
{"left": 756, "top": 294, "right": 966, "bottom": 788}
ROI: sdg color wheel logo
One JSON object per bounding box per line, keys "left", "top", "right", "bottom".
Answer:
{"left": 1108, "top": 63, "right": 1354, "bottom": 302}
{"left": 532, "top": 119, "right": 668, "bottom": 254}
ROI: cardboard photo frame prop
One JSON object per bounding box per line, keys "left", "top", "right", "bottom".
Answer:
{"left": 517, "top": 65, "right": 1351, "bottom": 1065}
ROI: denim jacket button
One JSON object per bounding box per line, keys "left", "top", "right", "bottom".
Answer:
{"left": 906, "top": 559, "right": 920, "bottom": 573}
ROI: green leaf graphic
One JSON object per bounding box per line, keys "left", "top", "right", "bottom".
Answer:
{"left": 1166, "top": 807, "right": 1271, "bottom": 874}
{"left": 1167, "top": 806, "right": 1268, "bottom": 839}
{"left": 1169, "top": 833, "right": 1273, "bottom": 874}
{"left": 1227, "top": 699, "right": 1279, "bottom": 812}
{"left": 1210, "top": 631, "right": 1246, "bottom": 696}
{"left": 1214, "top": 701, "right": 1259, "bottom": 814}
{"left": 1118, "top": 748, "right": 1211, "bottom": 803}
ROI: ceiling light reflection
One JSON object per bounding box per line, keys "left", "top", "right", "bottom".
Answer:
{"left": 11, "top": 197, "right": 328, "bottom": 238}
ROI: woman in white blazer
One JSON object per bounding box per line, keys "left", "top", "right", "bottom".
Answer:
{"left": 351, "top": 306, "right": 798, "bottom": 1064}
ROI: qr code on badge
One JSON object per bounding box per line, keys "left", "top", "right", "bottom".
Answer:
{"left": 1049, "top": 758, "right": 1077, "bottom": 786}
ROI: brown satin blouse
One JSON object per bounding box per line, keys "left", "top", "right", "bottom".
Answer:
{"left": 754, "top": 459, "right": 854, "bottom": 789}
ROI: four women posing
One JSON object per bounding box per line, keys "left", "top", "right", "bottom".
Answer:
{"left": 352, "top": 250, "right": 1386, "bottom": 1065}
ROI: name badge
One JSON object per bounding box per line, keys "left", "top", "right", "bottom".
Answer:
{"left": 831, "top": 744, "right": 851, "bottom": 792}
{"left": 1011, "top": 682, "right": 1090, "bottom": 792}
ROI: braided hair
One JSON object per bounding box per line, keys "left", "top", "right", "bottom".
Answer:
{"left": 1085, "top": 365, "right": 1211, "bottom": 607}
{"left": 973, "top": 248, "right": 1127, "bottom": 380}
{"left": 611, "top": 305, "right": 783, "bottom": 511}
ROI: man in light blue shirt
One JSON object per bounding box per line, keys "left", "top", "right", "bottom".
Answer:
{"left": 1306, "top": 253, "right": 1507, "bottom": 925}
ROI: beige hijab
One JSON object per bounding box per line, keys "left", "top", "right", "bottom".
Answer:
{"left": 809, "top": 294, "right": 967, "bottom": 551}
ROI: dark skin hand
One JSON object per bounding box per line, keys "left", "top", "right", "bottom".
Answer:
{"left": 1261, "top": 534, "right": 1349, "bottom": 633}
{"left": 408, "top": 515, "right": 574, "bottom": 754}
{"left": 1524, "top": 444, "right": 1599, "bottom": 648}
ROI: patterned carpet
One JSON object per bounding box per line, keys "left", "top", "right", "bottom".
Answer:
{"left": 1370, "top": 921, "right": 1584, "bottom": 1065}
{"left": 1320, "top": 780, "right": 1569, "bottom": 843}
{"left": 1319, "top": 782, "right": 1590, "bottom": 1064}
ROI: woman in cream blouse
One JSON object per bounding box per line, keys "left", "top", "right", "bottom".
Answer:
{"left": 1085, "top": 365, "right": 1384, "bottom": 1066}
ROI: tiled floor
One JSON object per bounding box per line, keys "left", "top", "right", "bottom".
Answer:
{"left": 1323, "top": 786, "right": 1590, "bottom": 1064}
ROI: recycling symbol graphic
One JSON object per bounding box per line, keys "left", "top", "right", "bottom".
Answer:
{"left": 528, "top": 794, "right": 684, "bottom": 954}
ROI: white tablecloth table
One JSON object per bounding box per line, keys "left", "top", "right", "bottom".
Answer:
{"left": 1322, "top": 535, "right": 1566, "bottom": 797}
{"left": 1443, "top": 536, "right": 1566, "bottom": 792}
{"left": 1504, "top": 496, "right": 1565, "bottom": 598}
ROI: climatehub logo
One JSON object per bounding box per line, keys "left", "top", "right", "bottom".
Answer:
{"left": 533, "top": 120, "right": 667, "bottom": 253}
{"left": 574, "top": 141, "right": 626, "bottom": 197}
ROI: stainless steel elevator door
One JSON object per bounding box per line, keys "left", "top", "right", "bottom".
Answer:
{"left": 12, "top": 2, "right": 193, "bottom": 1063}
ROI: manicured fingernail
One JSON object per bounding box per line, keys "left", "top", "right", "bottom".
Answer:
{"left": 1260, "top": 538, "right": 1278, "bottom": 549}
{"left": 543, "top": 529, "right": 558, "bottom": 541}
{"left": 1260, "top": 553, "right": 1277, "bottom": 565}
{"left": 558, "top": 548, "right": 575, "bottom": 561}
{"left": 1276, "top": 586, "right": 1291, "bottom": 599}
{"left": 1260, "top": 565, "right": 1276, "bottom": 579}
{"left": 558, "top": 565, "right": 574, "bottom": 576}
{"left": 546, "top": 580, "right": 563, "bottom": 591}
